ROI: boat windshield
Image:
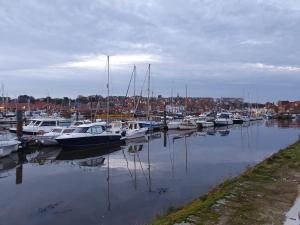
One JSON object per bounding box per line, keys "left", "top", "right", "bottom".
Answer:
{"left": 35, "top": 121, "right": 42, "bottom": 126}
{"left": 219, "top": 114, "right": 230, "bottom": 119}
{"left": 74, "top": 126, "right": 104, "bottom": 134}
{"left": 73, "top": 127, "right": 89, "bottom": 133}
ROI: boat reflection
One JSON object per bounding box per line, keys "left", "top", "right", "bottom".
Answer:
{"left": 218, "top": 129, "right": 230, "bottom": 136}
{"left": 56, "top": 146, "right": 122, "bottom": 161}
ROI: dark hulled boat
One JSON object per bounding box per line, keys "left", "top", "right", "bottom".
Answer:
{"left": 56, "top": 123, "right": 124, "bottom": 150}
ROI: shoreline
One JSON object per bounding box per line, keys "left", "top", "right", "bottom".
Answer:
{"left": 150, "top": 140, "right": 300, "bottom": 225}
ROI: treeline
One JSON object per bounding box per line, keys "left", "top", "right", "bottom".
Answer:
{"left": 0, "top": 95, "right": 106, "bottom": 105}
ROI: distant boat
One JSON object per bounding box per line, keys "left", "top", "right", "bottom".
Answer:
{"left": 9, "top": 118, "right": 71, "bottom": 135}
{"left": 233, "top": 114, "right": 243, "bottom": 124}
{"left": 167, "top": 120, "right": 181, "bottom": 129}
{"left": 241, "top": 115, "right": 250, "bottom": 123}
{"left": 215, "top": 113, "right": 233, "bottom": 126}
{"left": 179, "top": 118, "right": 197, "bottom": 130}
{"left": 196, "top": 116, "right": 214, "bottom": 128}
{"left": 56, "top": 122, "right": 124, "bottom": 150}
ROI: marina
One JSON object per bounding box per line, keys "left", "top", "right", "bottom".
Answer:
{"left": 1, "top": 1, "right": 300, "bottom": 224}
{"left": 0, "top": 120, "right": 299, "bottom": 225}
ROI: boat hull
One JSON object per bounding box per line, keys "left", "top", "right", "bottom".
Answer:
{"left": 0, "top": 141, "right": 19, "bottom": 158}
{"left": 56, "top": 135, "right": 124, "bottom": 150}
{"left": 233, "top": 119, "right": 243, "bottom": 124}
{"left": 214, "top": 120, "right": 233, "bottom": 126}
{"left": 122, "top": 128, "right": 147, "bottom": 140}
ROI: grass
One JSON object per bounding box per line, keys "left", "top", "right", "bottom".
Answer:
{"left": 150, "top": 141, "right": 300, "bottom": 225}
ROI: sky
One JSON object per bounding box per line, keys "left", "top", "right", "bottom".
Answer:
{"left": 0, "top": 0, "right": 300, "bottom": 102}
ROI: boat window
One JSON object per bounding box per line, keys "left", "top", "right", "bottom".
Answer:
{"left": 63, "top": 128, "right": 75, "bottom": 134}
{"left": 59, "top": 121, "right": 72, "bottom": 127}
{"left": 74, "top": 127, "right": 89, "bottom": 133}
{"left": 129, "top": 124, "right": 133, "bottom": 129}
{"left": 219, "top": 114, "right": 229, "bottom": 119}
{"left": 51, "top": 129, "right": 62, "bottom": 133}
{"left": 134, "top": 124, "right": 137, "bottom": 129}
{"left": 94, "top": 126, "right": 103, "bottom": 134}
{"left": 28, "top": 120, "right": 37, "bottom": 126}
{"left": 41, "top": 121, "right": 57, "bottom": 126}
{"left": 35, "top": 121, "right": 42, "bottom": 126}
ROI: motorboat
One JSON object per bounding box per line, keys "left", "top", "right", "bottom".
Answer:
{"left": 109, "top": 121, "right": 126, "bottom": 134}
{"left": 137, "top": 121, "right": 162, "bottom": 132}
{"left": 241, "top": 115, "right": 250, "bottom": 123}
{"left": 9, "top": 118, "right": 72, "bottom": 135}
{"left": 214, "top": 113, "right": 233, "bottom": 126}
{"left": 35, "top": 127, "right": 75, "bottom": 146}
{"left": 196, "top": 116, "right": 214, "bottom": 128}
{"left": 56, "top": 122, "right": 124, "bottom": 149}
{"left": 233, "top": 114, "right": 244, "bottom": 124}
{"left": 0, "top": 140, "right": 20, "bottom": 158}
{"left": 122, "top": 121, "right": 148, "bottom": 140}
{"left": 167, "top": 120, "right": 181, "bottom": 129}
{"left": 179, "top": 118, "right": 197, "bottom": 130}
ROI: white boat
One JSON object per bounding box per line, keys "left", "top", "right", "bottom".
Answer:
{"left": 122, "top": 121, "right": 148, "bottom": 140}
{"left": 196, "top": 116, "right": 214, "bottom": 128}
{"left": 179, "top": 119, "right": 197, "bottom": 130}
{"left": 9, "top": 118, "right": 71, "bottom": 135}
{"left": 109, "top": 121, "right": 126, "bottom": 134}
{"left": 35, "top": 127, "right": 75, "bottom": 146}
{"left": 56, "top": 122, "right": 124, "bottom": 149}
{"left": 167, "top": 120, "right": 181, "bottom": 129}
{"left": 0, "top": 140, "right": 20, "bottom": 158}
{"left": 241, "top": 115, "right": 250, "bottom": 122}
{"left": 215, "top": 113, "right": 233, "bottom": 126}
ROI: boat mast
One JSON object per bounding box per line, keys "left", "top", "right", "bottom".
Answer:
{"left": 107, "top": 55, "right": 110, "bottom": 124}
{"left": 1, "top": 84, "right": 4, "bottom": 114}
{"left": 185, "top": 84, "right": 188, "bottom": 116}
{"left": 133, "top": 65, "right": 136, "bottom": 112}
{"left": 147, "top": 64, "right": 150, "bottom": 120}
{"left": 170, "top": 82, "right": 173, "bottom": 115}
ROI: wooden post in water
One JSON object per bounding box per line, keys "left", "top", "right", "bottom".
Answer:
{"left": 16, "top": 165, "right": 23, "bottom": 185}
{"left": 16, "top": 109, "right": 23, "bottom": 140}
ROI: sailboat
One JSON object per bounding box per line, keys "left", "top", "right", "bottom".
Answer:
{"left": 179, "top": 85, "right": 197, "bottom": 130}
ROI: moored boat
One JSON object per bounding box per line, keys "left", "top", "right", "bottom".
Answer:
{"left": 35, "top": 127, "right": 75, "bottom": 146}
{"left": 0, "top": 140, "right": 20, "bottom": 158}
{"left": 214, "top": 113, "right": 233, "bottom": 126}
{"left": 179, "top": 118, "right": 197, "bottom": 130}
{"left": 9, "top": 118, "right": 71, "bottom": 135}
{"left": 56, "top": 122, "right": 124, "bottom": 150}
{"left": 122, "top": 121, "right": 148, "bottom": 140}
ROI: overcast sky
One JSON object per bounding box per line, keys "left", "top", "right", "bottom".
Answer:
{"left": 0, "top": 0, "right": 300, "bottom": 102}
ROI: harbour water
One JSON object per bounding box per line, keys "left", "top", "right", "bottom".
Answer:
{"left": 0, "top": 120, "right": 299, "bottom": 225}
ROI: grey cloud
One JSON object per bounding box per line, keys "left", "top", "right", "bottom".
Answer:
{"left": 0, "top": 0, "right": 299, "bottom": 101}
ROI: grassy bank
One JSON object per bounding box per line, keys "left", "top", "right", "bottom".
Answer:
{"left": 150, "top": 140, "right": 300, "bottom": 225}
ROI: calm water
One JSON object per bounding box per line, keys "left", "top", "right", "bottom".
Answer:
{"left": 0, "top": 120, "right": 299, "bottom": 225}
